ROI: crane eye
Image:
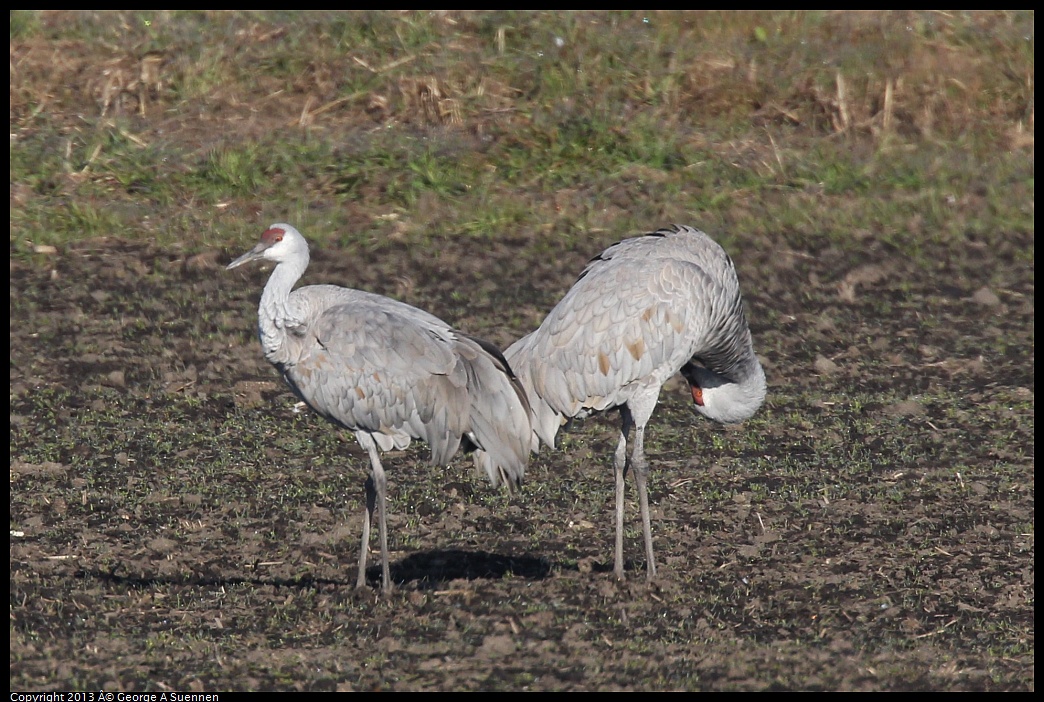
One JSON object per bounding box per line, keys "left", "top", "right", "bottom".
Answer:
{"left": 691, "top": 385, "right": 704, "bottom": 406}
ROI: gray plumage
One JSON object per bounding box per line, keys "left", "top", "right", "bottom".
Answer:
{"left": 227, "top": 223, "right": 532, "bottom": 594}
{"left": 506, "top": 224, "right": 766, "bottom": 580}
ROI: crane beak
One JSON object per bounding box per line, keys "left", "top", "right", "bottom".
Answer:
{"left": 226, "top": 242, "right": 268, "bottom": 270}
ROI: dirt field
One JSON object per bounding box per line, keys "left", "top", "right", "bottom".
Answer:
{"left": 10, "top": 10, "right": 1034, "bottom": 692}
{"left": 10, "top": 224, "right": 1033, "bottom": 690}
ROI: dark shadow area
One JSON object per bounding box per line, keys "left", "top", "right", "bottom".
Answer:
{"left": 368, "top": 548, "right": 555, "bottom": 590}
{"left": 76, "top": 549, "right": 556, "bottom": 593}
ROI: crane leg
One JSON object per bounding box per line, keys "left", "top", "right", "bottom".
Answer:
{"left": 357, "top": 473, "right": 375, "bottom": 589}
{"left": 613, "top": 407, "right": 634, "bottom": 578}
{"left": 376, "top": 467, "right": 391, "bottom": 593}
{"left": 626, "top": 391, "right": 660, "bottom": 580}
{"left": 631, "top": 422, "right": 657, "bottom": 580}
{"left": 358, "top": 435, "right": 392, "bottom": 594}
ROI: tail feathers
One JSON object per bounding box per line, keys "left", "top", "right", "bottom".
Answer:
{"left": 504, "top": 334, "right": 563, "bottom": 451}
{"left": 456, "top": 335, "right": 532, "bottom": 489}
{"left": 530, "top": 392, "right": 563, "bottom": 450}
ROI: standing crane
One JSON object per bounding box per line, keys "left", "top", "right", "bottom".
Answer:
{"left": 505, "top": 225, "right": 766, "bottom": 580}
{"left": 227, "top": 224, "right": 532, "bottom": 594}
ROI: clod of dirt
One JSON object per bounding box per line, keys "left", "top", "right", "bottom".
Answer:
{"left": 838, "top": 263, "right": 889, "bottom": 301}
{"left": 184, "top": 251, "right": 222, "bottom": 271}
{"left": 814, "top": 354, "right": 840, "bottom": 375}
{"left": 103, "top": 370, "right": 126, "bottom": 388}
{"left": 883, "top": 399, "right": 927, "bottom": 417}
{"left": 970, "top": 286, "right": 1002, "bottom": 307}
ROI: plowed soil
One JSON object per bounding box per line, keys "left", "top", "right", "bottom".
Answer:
{"left": 9, "top": 229, "right": 1033, "bottom": 691}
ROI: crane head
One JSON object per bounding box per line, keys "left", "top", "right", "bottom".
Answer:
{"left": 226, "top": 223, "right": 309, "bottom": 270}
{"left": 681, "top": 362, "right": 766, "bottom": 425}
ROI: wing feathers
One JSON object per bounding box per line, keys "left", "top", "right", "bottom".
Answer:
{"left": 283, "top": 294, "right": 529, "bottom": 484}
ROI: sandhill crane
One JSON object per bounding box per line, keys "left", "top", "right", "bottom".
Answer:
{"left": 505, "top": 225, "right": 766, "bottom": 580}
{"left": 227, "top": 223, "right": 532, "bottom": 594}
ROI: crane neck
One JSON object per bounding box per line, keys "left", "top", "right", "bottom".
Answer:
{"left": 735, "top": 353, "right": 766, "bottom": 404}
{"left": 257, "top": 253, "right": 309, "bottom": 364}
{"left": 725, "top": 334, "right": 764, "bottom": 387}
{"left": 718, "top": 356, "right": 766, "bottom": 423}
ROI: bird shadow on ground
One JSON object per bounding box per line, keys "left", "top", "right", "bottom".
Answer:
{"left": 373, "top": 549, "right": 556, "bottom": 591}
{"left": 73, "top": 549, "right": 555, "bottom": 594}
